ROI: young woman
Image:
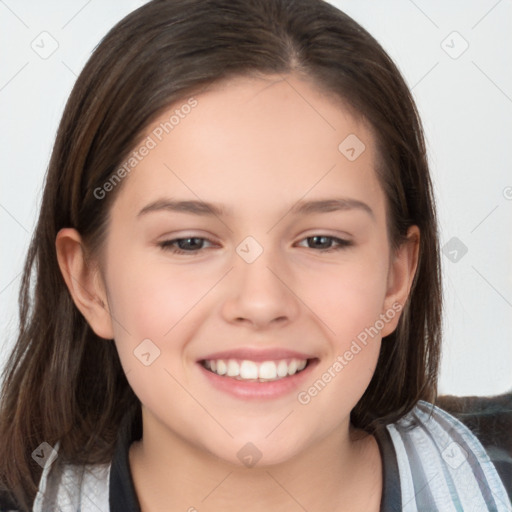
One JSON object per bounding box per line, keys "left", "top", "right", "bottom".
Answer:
{"left": 1, "top": 0, "right": 510, "bottom": 510}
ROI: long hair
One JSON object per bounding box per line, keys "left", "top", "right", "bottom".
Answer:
{"left": 0, "top": 0, "right": 442, "bottom": 508}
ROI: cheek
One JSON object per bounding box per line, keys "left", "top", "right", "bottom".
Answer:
{"left": 297, "top": 289, "right": 384, "bottom": 426}
{"left": 300, "top": 249, "right": 390, "bottom": 342}
{"left": 104, "top": 254, "right": 208, "bottom": 413}
{"left": 293, "top": 248, "right": 389, "bottom": 410}
{"left": 106, "top": 250, "right": 215, "bottom": 341}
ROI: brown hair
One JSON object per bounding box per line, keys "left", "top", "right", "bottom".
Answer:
{"left": 0, "top": 0, "right": 442, "bottom": 508}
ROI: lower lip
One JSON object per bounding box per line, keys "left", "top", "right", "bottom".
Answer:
{"left": 197, "top": 360, "right": 318, "bottom": 400}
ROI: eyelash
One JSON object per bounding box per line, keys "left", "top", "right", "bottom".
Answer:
{"left": 157, "top": 235, "right": 353, "bottom": 255}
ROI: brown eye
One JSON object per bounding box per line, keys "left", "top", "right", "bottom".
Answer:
{"left": 158, "top": 237, "right": 214, "bottom": 255}
{"left": 297, "top": 235, "right": 353, "bottom": 251}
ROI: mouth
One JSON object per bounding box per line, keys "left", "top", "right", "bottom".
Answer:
{"left": 200, "top": 357, "right": 311, "bottom": 382}
{"left": 197, "top": 349, "right": 319, "bottom": 399}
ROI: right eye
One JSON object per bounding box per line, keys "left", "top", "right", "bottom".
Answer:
{"left": 158, "top": 237, "right": 216, "bottom": 255}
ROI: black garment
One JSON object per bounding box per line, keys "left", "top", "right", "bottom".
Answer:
{"left": 109, "top": 401, "right": 143, "bottom": 512}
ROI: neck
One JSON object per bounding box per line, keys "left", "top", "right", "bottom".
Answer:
{"left": 129, "top": 409, "right": 382, "bottom": 512}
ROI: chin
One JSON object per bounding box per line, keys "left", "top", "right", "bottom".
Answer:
{"left": 202, "top": 432, "right": 308, "bottom": 470}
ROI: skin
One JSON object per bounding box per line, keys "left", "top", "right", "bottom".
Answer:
{"left": 56, "top": 72, "right": 419, "bottom": 511}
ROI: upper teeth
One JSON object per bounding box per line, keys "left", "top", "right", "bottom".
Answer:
{"left": 203, "top": 359, "right": 308, "bottom": 381}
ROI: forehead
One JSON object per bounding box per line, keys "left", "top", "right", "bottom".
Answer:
{"left": 112, "top": 73, "right": 384, "bottom": 219}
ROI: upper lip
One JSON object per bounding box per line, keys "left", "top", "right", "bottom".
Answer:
{"left": 198, "top": 348, "right": 316, "bottom": 362}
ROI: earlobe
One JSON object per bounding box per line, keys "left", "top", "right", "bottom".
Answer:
{"left": 55, "top": 228, "right": 114, "bottom": 340}
{"left": 380, "top": 225, "right": 420, "bottom": 337}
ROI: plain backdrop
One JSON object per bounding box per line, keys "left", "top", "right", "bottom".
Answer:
{"left": 1, "top": 0, "right": 511, "bottom": 396}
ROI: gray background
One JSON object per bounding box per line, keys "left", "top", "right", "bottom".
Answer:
{"left": 1, "top": 0, "right": 511, "bottom": 396}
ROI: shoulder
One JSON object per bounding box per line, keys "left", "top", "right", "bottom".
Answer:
{"left": 31, "top": 406, "right": 138, "bottom": 512}
{"left": 436, "top": 393, "right": 512, "bottom": 502}
{"left": 435, "top": 392, "right": 512, "bottom": 449}
{"left": 31, "top": 455, "right": 111, "bottom": 512}
{"left": 384, "top": 395, "right": 512, "bottom": 510}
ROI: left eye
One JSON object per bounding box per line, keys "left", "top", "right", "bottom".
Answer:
{"left": 296, "top": 235, "right": 352, "bottom": 251}
{"left": 158, "top": 235, "right": 352, "bottom": 255}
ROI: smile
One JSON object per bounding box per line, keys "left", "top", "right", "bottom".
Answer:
{"left": 201, "top": 358, "right": 309, "bottom": 382}
{"left": 197, "top": 348, "right": 318, "bottom": 399}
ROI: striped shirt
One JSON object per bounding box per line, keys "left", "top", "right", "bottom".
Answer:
{"left": 20, "top": 400, "right": 512, "bottom": 511}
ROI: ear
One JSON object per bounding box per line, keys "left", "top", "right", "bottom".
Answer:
{"left": 55, "top": 228, "right": 114, "bottom": 340}
{"left": 380, "top": 225, "right": 420, "bottom": 337}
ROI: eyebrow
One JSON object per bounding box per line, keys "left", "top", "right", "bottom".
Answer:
{"left": 137, "top": 197, "right": 374, "bottom": 220}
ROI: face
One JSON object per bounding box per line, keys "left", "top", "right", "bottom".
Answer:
{"left": 92, "top": 73, "right": 413, "bottom": 466}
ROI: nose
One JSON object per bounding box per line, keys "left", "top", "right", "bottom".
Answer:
{"left": 220, "top": 243, "right": 300, "bottom": 330}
